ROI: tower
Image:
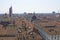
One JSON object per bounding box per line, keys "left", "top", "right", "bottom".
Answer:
{"left": 31, "top": 13, "right": 37, "bottom": 22}
{"left": 9, "top": 6, "right": 12, "bottom": 17}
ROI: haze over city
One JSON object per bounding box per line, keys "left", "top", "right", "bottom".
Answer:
{"left": 0, "top": 0, "right": 60, "bottom": 40}
{"left": 0, "top": 0, "right": 60, "bottom": 13}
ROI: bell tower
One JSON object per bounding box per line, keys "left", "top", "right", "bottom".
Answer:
{"left": 9, "top": 6, "right": 12, "bottom": 17}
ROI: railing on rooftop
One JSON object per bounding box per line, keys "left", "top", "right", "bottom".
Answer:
{"left": 0, "top": 34, "right": 16, "bottom": 37}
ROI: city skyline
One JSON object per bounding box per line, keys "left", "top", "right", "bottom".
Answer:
{"left": 0, "top": 0, "right": 60, "bottom": 13}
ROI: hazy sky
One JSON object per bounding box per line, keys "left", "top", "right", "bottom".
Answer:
{"left": 0, "top": 0, "right": 60, "bottom": 13}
